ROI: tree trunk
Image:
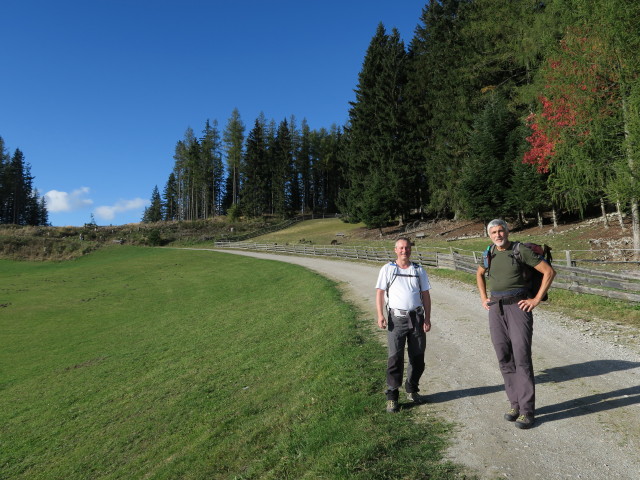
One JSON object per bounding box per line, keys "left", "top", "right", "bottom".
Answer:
{"left": 632, "top": 199, "right": 640, "bottom": 261}
{"left": 600, "top": 197, "right": 609, "bottom": 228}
{"left": 552, "top": 207, "right": 558, "bottom": 228}
{"left": 616, "top": 200, "right": 626, "bottom": 230}
{"left": 621, "top": 95, "right": 640, "bottom": 257}
{"left": 537, "top": 211, "right": 543, "bottom": 229}
{"left": 232, "top": 166, "right": 237, "bottom": 206}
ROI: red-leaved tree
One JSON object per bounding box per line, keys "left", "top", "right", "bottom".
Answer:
{"left": 524, "top": 27, "right": 620, "bottom": 212}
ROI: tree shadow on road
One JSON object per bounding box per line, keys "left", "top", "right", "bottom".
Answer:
{"left": 425, "top": 360, "right": 640, "bottom": 419}
{"left": 536, "top": 359, "right": 640, "bottom": 385}
{"left": 535, "top": 359, "right": 640, "bottom": 424}
{"left": 535, "top": 384, "right": 640, "bottom": 424}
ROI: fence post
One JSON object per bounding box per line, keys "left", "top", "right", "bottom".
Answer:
{"left": 565, "top": 250, "right": 572, "bottom": 267}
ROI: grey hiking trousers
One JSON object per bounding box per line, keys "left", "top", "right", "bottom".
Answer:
{"left": 385, "top": 310, "right": 426, "bottom": 401}
{"left": 488, "top": 296, "right": 535, "bottom": 416}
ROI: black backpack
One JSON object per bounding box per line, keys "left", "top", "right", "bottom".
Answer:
{"left": 482, "top": 242, "right": 553, "bottom": 300}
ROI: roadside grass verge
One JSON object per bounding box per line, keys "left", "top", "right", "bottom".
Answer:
{"left": 1, "top": 246, "right": 465, "bottom": 479}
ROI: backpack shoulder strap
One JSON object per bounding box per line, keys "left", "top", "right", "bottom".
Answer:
{"left": 512, "top": 241, "right": 522, "bottom": 263}
{"left": 412, "top": 262, "right": 423, "bottom": 292}
{"left": 386, "top": 262, "right": 399, "bottom": 292}
{"left": 483, "top": 244, "right": 496, "bottom": 271}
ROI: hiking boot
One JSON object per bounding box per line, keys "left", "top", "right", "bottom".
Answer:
{"left": 515, "top": 414, "right": 535, "bottom": 429}
{"left": 407, "top": 392, "right": 426, "bottom": 404}
{"left": 386, "top": 399, "right": 399, "bottom": 413}
{"left": 504, "top": 408, "right": 519, "bottom": 422}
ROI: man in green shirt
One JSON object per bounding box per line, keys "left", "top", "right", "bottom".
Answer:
{"left": 476, "top": 219, "right": 556, "bottom": 429}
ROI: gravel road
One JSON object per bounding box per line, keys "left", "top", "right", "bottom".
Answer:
{"left": 211, "top": 249, "right": 640, "bottom": 479}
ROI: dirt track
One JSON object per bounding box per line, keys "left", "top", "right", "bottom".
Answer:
{"left": 212, "top": 249, "right": 640, "bottom": 479}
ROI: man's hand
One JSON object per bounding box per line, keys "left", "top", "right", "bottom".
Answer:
{"left": 518, "top": 298, "right": 539, "bottom": 312}
{"left": 377, "top": 315, "right": 387, "bottom": 329}
{"left": 481, "top": 298, "right": 491, "bottom": 310}
{"left": 423, "top": 318, "right": 431, "bottom": 333}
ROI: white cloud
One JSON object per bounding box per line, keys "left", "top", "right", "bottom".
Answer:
{"left": 44, "top": 187, "right": 93, "bottom": 213}
{"left": 94, "top": 198, "right": 148, "bottom": 221}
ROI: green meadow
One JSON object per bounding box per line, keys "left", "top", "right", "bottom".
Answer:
{"left": 1, "top": 247, "right": 464, "bottom": 479}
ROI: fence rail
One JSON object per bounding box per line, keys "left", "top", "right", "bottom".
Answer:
{"left": 214, "top": 241, "right": 640, "bottom": 303}
{"left": 448, "top": 252, "right": 640, "bottom": 303}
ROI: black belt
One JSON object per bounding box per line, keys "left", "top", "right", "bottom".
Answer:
{"left": 488, "top": 293, "right": 528, "bottom": 306}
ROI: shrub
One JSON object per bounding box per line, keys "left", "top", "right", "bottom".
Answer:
{"left": 146, "top": 229, "right": 163, "bottom": 246}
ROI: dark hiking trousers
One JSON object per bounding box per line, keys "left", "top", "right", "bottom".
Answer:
{"left": 488, "top": 297, "right": 535, "bottom": 416}
{"left": 385, "top": 310, "right": 426, "bottom": 401}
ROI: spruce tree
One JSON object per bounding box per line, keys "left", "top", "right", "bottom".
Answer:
{"left": 37, "top": 194, "right": 49, "bottom": 226}
{"left": 142, "top": 186, "right": 163, "bottom": 223}
{"left": 459, "top": 94, "right": 516, "bottom": 223}
{"left": 8, "top": 149, "right": 29, "bottom": 224}
{"left": 223, "top": 108, "right": 245, "bottom": 207}
{"left": 0, "top": 137, "right": 9, "bottom": 223}
{"left": 311, "top": 125, "right": 343, "bottom": 214}
{"left": 162, "top": 173, "right": 179, "bottom": 221}
{"left": 298, "top": 119, "right": 313, "bottom": 214}
{"left": 272, "top": 119, "right": 294, "bottom": 218}
{"left": 288, "top": 115, "right": 302, "bottom": 214}
{"left": 241, "top": 115, "right": 270, "bottom": 217}
{"left": 506, "top": 125, "right": 548, "bottom": 227}
{"left": 171, "top": 128, "right": 202, "bottom": 220}
{"left": 264, "top": 119, "right": 278, "bottom": 215}
{"left": 408, "top": 0, "right": 473, "bottom": 218}
{"left": 341, "top": 24, "right": 412, "bottom": 227}
{"left": 201, "top": 119, "right": 224, "bottom": 217}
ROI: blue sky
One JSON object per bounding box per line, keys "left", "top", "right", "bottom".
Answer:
{"left": 1, "top": 1, "right": 425, "bottom": 226}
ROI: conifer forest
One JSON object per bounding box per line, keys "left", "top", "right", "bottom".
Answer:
{"left": 148, "top": 0, "right": 640, "bottom": 250}
{"left": 0, "top": 137, "right": 48, "bottom": 226}
{"left": 4, "top": 1, "right": 640, "bottom": 250}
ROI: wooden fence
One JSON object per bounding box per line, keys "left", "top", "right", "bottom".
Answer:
{"left": 214, "top": 241, "right": 640, "bottom": 303}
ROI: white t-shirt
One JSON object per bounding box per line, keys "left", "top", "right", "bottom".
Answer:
{"left": 376, "top": 262, "right": 431, "bottom": 310}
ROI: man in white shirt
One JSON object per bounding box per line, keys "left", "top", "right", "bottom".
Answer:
{"left": 376, "top": 237, "right": 432, "bottom": 413}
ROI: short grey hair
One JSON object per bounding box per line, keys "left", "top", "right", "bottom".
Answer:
{"left": 487, "top": 219, "right": 509, "bottom": 235}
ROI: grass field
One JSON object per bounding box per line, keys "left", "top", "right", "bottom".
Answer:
{"left": 251, "top": 218, "right": 366, "bottom": 246}
{"left": 1, "top": 246, "right": 465, "bottom": 479}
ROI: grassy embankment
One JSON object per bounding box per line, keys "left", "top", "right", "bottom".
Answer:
{"left": 1, "top": 246, "right": 465, "bottom": 479}
{"left": 0, "top": 217, "right": 277, "bottom": 261}
{"left": 249, "top": 218, "right": 640, "bottom": 329}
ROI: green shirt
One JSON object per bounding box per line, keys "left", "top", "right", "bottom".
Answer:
{"left": 487, "top": 241, "right": 541, "bottom": 293}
